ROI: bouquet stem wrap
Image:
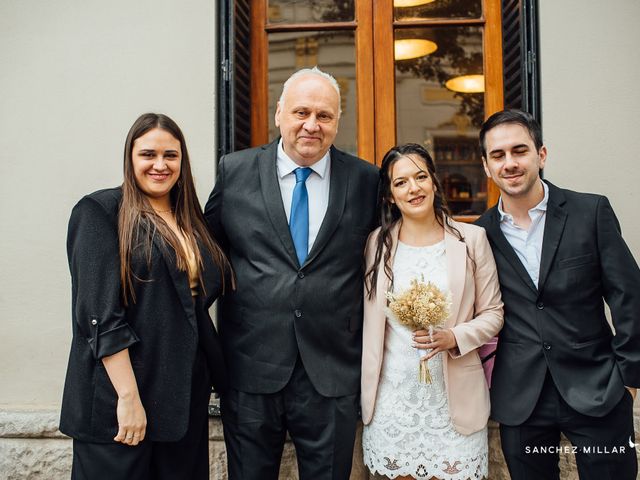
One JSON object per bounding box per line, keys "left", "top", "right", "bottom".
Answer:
{"left": 418, "top": 326, "right": 433, "bottom": 383}
{"left": 419, "top": 359, "right": 431, "bottom": 384}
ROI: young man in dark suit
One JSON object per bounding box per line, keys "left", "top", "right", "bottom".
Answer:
{"left": 205, "top": 67, "right": 378, "bottom": 479}
{"left": 476, "top": 109, "right": 639, "bottom": 479}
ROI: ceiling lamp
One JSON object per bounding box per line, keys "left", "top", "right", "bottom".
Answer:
{"left": 394, "top": 39, "right": 438, "bottom": 60}
{"left": 445, "top": 74, "right": 485, "bottom": 93}
{"left": 394, "top": 0, "right": 436, "bottom": 7}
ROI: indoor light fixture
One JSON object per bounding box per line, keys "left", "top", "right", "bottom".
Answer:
{"left": 394, "top": 39, "right": 438, "bottom": 60}
{"left": 394, "top": 0, "right": 436, "bottom": 7}
{"left": 445, "top": 74, "right": 485, "bottom": 93}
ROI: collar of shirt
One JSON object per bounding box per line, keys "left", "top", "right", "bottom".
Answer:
{"left": 276, "top": 139, "right": 330, "bottom": 180}
{"left": 498, "top": 180, "right": 549, "bottom": 227}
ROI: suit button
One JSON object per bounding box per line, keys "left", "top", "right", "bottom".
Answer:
{"left": 543, "top": 342, "right": 551, "bottom": 351}
{"left": 537, "top": 302, "right": 544, "bottom": 310}
{"left": 91, "top": 319, "right": 98, "bottom": 326}
{"left": 294, "top": 310, "right": 302, "bottom": 318}
{"left": 298, "top": 272, "right": 305, "bottom": 279}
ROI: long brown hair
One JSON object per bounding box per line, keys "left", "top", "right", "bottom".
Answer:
{"left": 118, "top": 113, "right": 232, "bottom": 304}
{"left": 364, "top": 143, "right": 464, "bottom": 300}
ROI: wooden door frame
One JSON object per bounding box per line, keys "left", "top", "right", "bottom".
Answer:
{"left": 249, "top": 3, "right": 375, "bottom": 162}
{"left": 483, "top": 0, "right": 504, "bottom": 208}
{"left": 249, "top": 0, "right": 503, "bottom": 209}
{"left": 372, "top": 0, "right": 503, "bottom": 213}
{"left": 373, "top": 0, "right": 505, "bottom": 157}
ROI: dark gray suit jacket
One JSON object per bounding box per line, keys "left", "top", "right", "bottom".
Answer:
{"left": 204, "top": 141, "right": 379, "bottom": 397}
{"left": 476, "top": 181, "right": 640, "bottom": 425}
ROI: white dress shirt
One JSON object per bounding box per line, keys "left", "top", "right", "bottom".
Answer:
{"left": 498, "top": 181, "right": 549, "bottom": 288}
{"left": 277, "top": 139, "right": 331, "bottom": 253}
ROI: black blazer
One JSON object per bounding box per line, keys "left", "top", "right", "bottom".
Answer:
{"left": 59, "top": 187, "right": 227, "bottom": 442}
{"left": 204, "top": 140, "right": 378, "bottom": 397}
{"left": 476, "top": 181, "right": 640, "bottom": 425}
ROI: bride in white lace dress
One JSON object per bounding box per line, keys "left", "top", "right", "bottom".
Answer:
{"left": 361, "top": 144, "right": 503, "bottom": 480}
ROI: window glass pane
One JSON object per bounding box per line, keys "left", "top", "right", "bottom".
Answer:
{"left": 394, "top": 0, "right": 482, "bottom": 21}
{"left": 268, "top": 1, "right": 354, "bottom": 24}
{"left": 395, "top": 26, "right": 486, "bottom": 215}
{"left": 268, "top": 31, "right": 357, "bottom": 155}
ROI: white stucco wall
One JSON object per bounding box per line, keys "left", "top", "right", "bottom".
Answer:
{"left": 0, "top": 0, "right": 217, "bottom": 407}
{"left": 539, "top": 0, "right": 640, "bottom": 257}
{"left": 2, "top": 0, "right": 640, "bottom": 411}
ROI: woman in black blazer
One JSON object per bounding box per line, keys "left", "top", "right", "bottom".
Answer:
{"left": 60, "top": 113, "right": 231, "bottom": 479}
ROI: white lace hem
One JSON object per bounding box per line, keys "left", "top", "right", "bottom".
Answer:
{"left": 363, "top": 449, "right": 488, "bottom": 480}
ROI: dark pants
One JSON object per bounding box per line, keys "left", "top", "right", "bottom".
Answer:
{"left": 221, "top": 357, "right": 359, "bottom": 480}
{"left": 500, "top": 372, "right": 637, "bottom": 480}
{"left": 71, "top": 350, "right": 211, "bottom": 480}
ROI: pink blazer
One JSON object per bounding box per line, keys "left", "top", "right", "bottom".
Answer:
{"left": 361, "top": 219, "right": 504, "bottom": 435}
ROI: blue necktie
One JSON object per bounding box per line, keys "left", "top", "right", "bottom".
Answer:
{"left": 290, "top": 167, "right": 312, "bottom": 266}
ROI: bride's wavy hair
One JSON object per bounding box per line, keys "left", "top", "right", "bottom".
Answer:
{"left": 364, "top": 143, "right": 463, "bottom": 299}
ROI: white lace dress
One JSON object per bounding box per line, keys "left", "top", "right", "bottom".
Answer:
{"left": 362, "top": 241, "right": 488, "bottom": 480}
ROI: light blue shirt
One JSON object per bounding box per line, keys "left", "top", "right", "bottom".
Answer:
{"left": 498, "top": 181, "right": 549, "bottom": 288}
{"left": 277, "top": 139, "right": 331, "bottom": 252}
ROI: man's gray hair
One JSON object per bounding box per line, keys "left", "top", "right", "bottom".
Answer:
{"left": 278, "top": 66, "right": 342, "bottom": 115}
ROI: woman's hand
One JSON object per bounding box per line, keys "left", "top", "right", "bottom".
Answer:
{"left": 101, "top": 348, "right": 147, "bottom": 446}
{"left": 413, "top": 328, "right": 458, "bottom": 360}
{"left": 113, "top": 393, "right": 147, "bottom": 446}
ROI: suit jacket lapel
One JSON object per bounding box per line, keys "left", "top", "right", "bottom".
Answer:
{"left": 538, "top": 182, "right": 567, "bottom": 291}
{"left": 445, "top": 226, "right": 466, "bottom": 327}
{"left": 484, "top": 207, "right": 538, "bottom": 295}
{"left": 150, "top": 230, "right": 197, "bottom": 333}
{"left": 257, "top": 140, "right": 299, "bottom": 268}
{"left": 304, "top": 146, "right": 347, "bottom": 266}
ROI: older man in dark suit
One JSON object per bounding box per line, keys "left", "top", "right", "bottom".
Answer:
{"left": 476, "top": 109, "right": 639, "bottom": 479}
{"left": 205, "top": 67, "right": 378, "bottom": 479}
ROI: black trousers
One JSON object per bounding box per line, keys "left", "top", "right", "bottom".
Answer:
{"left": 71, "top": 349, "right": 211, "bottom": 480}
{"left": 500, "top": 372, "right": 637, "bottom": 480}
{"left": 220, "top": 357, "right": 359, "bottom": 480}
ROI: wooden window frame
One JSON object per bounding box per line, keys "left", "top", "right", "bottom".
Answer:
{"left": 248, "top": 0, "right": 504, "bottom": 212}
{"left": 250, "top": 2, "right": 375, "bottom": 163}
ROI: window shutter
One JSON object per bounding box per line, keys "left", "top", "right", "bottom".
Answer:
{"left": 501, "top": 0, "right": 540, "bottom": 120}
{"left": 233, "top": 0, "right": 251, "bottom": 152}
{"left": 217, "top": 0, "right": 251, "bottom": 157}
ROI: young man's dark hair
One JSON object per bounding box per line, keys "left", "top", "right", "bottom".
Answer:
{"left": 479, "top": 108, "right": 543, "bottom": 157}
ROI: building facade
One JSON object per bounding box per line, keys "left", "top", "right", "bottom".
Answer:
{"left": 1, "top": 0, "right": 639, "bottom": 477}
